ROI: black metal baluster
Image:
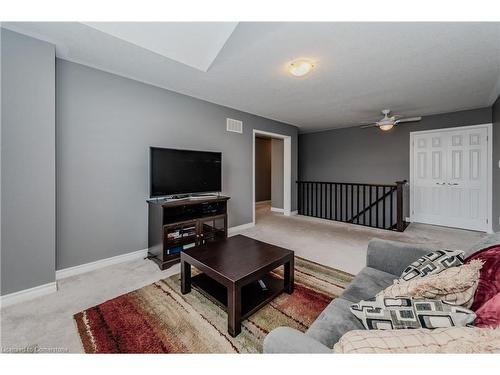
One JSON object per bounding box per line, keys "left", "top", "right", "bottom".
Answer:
{"left": 363, "top": 185, "right": 366, "bottom": 225}
{"left": 300, "top": 183, "right": 306, "bottom": 215}
{"left": 303, "top": 182, "right": 306, "bottom": 216}
{"left": 369, "top": 186, "right": 372, "bottom": 226}
{"left": 376, "top": 186, "right": 380, "bottom": 228}
{"left": 339, "top": 184, "right": 342, "bottom": 221}
{"left": 320, "top": 183, "right": 323, "bottom": 218}
{"left": 345, "top": 185, "right": 348, "bottom": 221}
{"left": 390, "top": 188, "right": 394, "bottom": 228}
{"left": 337, "top": 184, "right": 341, "bottom": 221}
{"left": 334, "top": 184, "right": 338, "bottom": 221}
{"left": 382, "top": 187, "right": 386, "bottom": 229}
{"left": 315, "top": 182, "right": 319, "bottom": 217}
{"left": 329, "top": 183, "right": 333, "bottom": 220}
{"left": 306, "top": 182, "right": 311, "bottom": 216}
{"left": 309, "top": 182, "right": 314, "bottom": 216}
{"left": 298, "top": 182, "right": 302, "bottom": 215}
{"left": 356, "top": 185, "right": 360, "bottom": 224}
{"left": 309, "top": 182, "right": 312, "bottom": 216}
{"left": 349, "top": 185, "right": 353, "bottom": 222}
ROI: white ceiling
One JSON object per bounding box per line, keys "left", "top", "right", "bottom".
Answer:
{"left": 82, "top": 22, "right": 237, "bottom": 71}
{"left": 3, "top": 22, "right": 500, "bottom": 132}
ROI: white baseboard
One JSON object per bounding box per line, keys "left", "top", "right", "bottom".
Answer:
{"left": 228, "top": 222, "right": 255, "bottom": 236}
{"left": 1, "top": 282, "right": 57, "bottom": 308}
{"left": 255, "top": 200, "right": 271, "bottom": 205}
{"left": 270, "top": 207, "right": 284, "bottom": 213}
{"left": 56, "top": 248, "right": 148, "bottom": 280}
{"left": 291, "top": 210, "right": 298, "bottom": 216}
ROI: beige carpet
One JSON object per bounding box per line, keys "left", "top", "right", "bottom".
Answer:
{"left": 238, "top": 203, "right": 486, "bottom": 275}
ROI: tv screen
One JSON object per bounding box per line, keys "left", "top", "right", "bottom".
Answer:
{"left": 150, "top": 147, "right": 222, "bottom": 197}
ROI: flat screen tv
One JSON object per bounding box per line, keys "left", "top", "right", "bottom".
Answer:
{"left": 150, "top": 147, "right": 222, "bottom": 197}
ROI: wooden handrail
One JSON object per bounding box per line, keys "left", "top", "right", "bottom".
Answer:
{"left": 297, "top": 181, "right": 397, "bottom": 188}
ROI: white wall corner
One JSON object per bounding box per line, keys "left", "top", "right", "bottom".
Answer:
{"left": 228, "top": 222, "right": 255, "bottom": 236}
{"left": 0, "top": 282, "right": 57, "bottom": 308}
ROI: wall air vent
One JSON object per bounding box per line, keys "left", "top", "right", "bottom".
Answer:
{"left": 226, "top": 118, "right": 243, "bottom": 134}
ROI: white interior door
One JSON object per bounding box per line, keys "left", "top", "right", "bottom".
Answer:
{"left": 411, "top": 125, "right": 490, "bottom": 232}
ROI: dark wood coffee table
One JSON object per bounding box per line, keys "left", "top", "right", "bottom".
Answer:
{"left": 180, "top": 235, "right": 294, "bottom": 337}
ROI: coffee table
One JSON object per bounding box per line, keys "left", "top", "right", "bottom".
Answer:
{"left": 180, "top": 235, "right": 294, "bottom": 337}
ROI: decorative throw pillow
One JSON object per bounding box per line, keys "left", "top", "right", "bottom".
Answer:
{"left": 350, "top": 295, "right": 476, "bottom": 330}
{"left": 378, "top": 260, "right": 483, "bottom": 308}
{"left": 474, "top": 292, "right": 500, "bottom": 328}
{"left": 333, "top": 327, "right": 500, "bottom": 353}
{"left": 400, "top": 249, "right": 464, "bottom": 281}
{"left": 465, "top": 244, "right": 500, "bottom": 311}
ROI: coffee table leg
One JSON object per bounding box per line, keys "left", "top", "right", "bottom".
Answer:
{"left": 284, "top": 256, "right": 294, "bottom": 294}
{"left": 227, "top": 283, "right": 241, "bottom": 337}
{"left": 181, "top": 260, "right": 191, "bottom": 294}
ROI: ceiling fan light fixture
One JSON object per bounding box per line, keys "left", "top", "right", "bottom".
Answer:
{"left": 379, "top": 123, "right": 394, "bottom": 131}
{"left": 288, "top": 59, "right": 315, "bottom": 77}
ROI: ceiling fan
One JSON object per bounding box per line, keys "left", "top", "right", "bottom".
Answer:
{"left": 360, "top": 109, "right": 422, "bottom": 131}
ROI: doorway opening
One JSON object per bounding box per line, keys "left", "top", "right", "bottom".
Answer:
{"left": 252, "top": 130, "right": 291, "bottom": 225}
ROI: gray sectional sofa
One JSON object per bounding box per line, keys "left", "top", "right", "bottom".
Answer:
{"left": 263, "top": 233, "right": 500, "bottom": 353}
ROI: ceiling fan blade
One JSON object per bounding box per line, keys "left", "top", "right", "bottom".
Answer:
{"left": 395, "top": 116, "right": 422, "bottom": 124}
{"left": 360, "top": 123, "right": 379, "bottom": 129}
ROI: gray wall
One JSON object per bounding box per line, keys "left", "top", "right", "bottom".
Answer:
{"left": 255, "top": 137, "right": 271, "bottom": 202}
{"left": 1, "top": 30, "right": 56, "bottom": 295}
{"left": 271, "top": 138, "right": 284, "bottom": 209}
{"left": 493, "top": 95, "right": 500, "bottom": 232}
{"left": 299, "top": 107, "right": 492, "bottom": 184}
{"left": 56, "top": 59, "right": 298, "bottom": 270}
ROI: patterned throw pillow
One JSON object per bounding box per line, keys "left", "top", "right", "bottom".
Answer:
{"left": 333, "top": 327, "right": 500, "bottom": 353}
{"left": 378, "top": 260, "right": 483, "bottom": 308}
{"left": 350, "top": 295, "right": 476, "bottom": 330}
{"left": 401, "top": 249, "right": 465, "bottom": 281}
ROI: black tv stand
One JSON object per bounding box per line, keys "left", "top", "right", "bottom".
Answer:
{"left": 190, "top": 193, "right": 219, "bottom": 198}
{"left": 147, "top": 195, "right": 230, "bottom": 270}
{"left": 170, "top": 194, "right": 190, "bottom": 199}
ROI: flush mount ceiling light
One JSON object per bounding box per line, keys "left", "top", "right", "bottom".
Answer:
{"left": 288, "top": 59, "right": 315, "bottom": 77}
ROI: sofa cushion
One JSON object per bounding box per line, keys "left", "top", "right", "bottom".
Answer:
{"left": 474, "top": 292, "right": 500, "bottom": 328}
{"left": 377, "top": 260, "right": 483, "bottom": 308}
{"left": 400, "top": 249, "right": 464, "bottom": 281}
{"left": 263, "top": 327, "right": 332, "bottom": 353}
{"left": 340, "top": 266, "right": 396, "bottom": 303}
{"left": 350, "top": 296, "right": 476, "bottom": 330}
{"left": 306, "top": 297, "right": 365, "bottom": 348}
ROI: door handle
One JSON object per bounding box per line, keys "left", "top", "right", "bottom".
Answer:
{"left": 448, "top": 182, "right": 459, "bottom": 186}
{"left": 435, "top": 182, "right": 446, "bottom": 185}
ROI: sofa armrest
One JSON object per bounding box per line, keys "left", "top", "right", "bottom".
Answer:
{"left": 366, "top": 238, "right": 433, "bottom": 276}
{"left": 263, "top": 327, "right": 331, "bottom": 353}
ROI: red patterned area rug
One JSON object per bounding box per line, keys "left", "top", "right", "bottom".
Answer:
{"left": 74, "top": 256, "right": 353, "bottom": 353}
